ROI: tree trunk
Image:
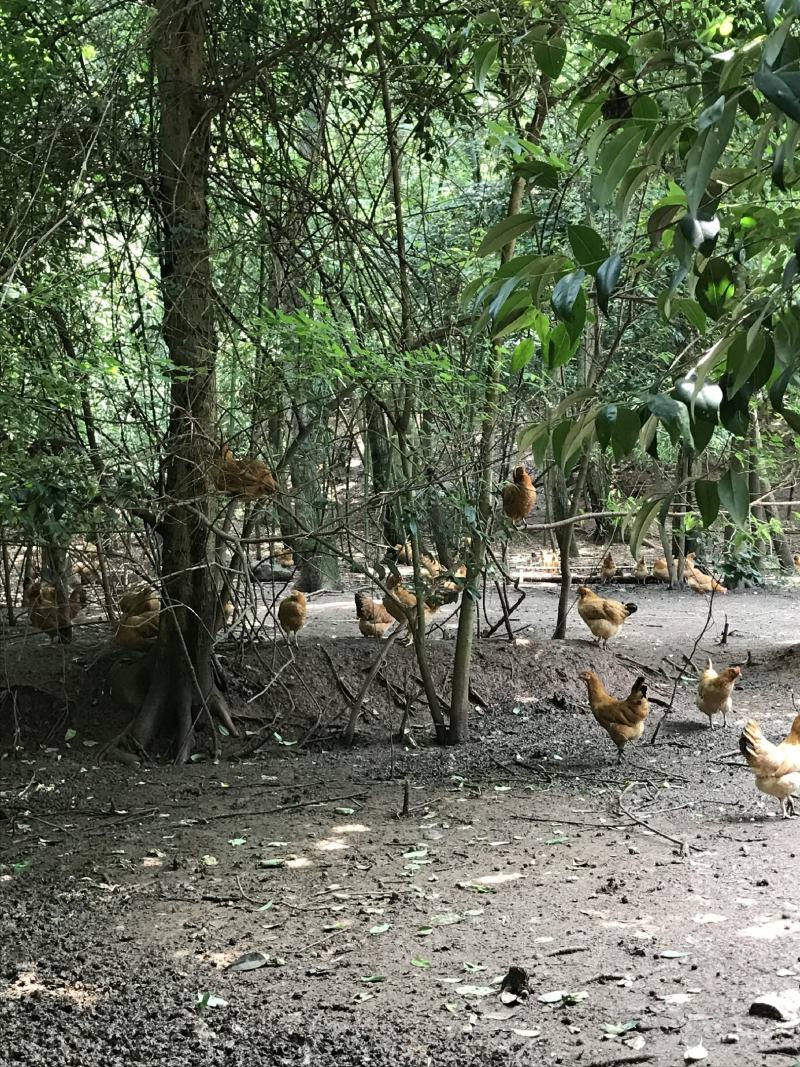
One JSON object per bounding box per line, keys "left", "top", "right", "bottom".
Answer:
{"left": 129, "top": 0, "right": 232, "bottom": 762}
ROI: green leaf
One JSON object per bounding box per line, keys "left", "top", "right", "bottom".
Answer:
{"left": 754, "top": 69, "right": 800, "bottom": 124}
{"left": 691, "top": 412, "right": 717, "bottom": 452}
{"left": 697, "top": 94, "right": 725, "bottom": 131}
{"left": 727, "top": 331, "right": 766, "bottom": 395}
{"left": 511, "top": 338, "right": 535, "bottom": 372}
{"left": 696, "top": 258, "right": 736, "bottom": 320}
{"left": 551, "top": 270, "right": 586, "bottom": 320}
{"left": 718, "top": 468, "right": 750, "bottom": 527}
{"left": 593, "top": 126, "right": 645, "bottom": 206}
{"left": 567, "top": 224, "right": 609, "bottom": 275}
{"left": 630, "top": 496, "right": 665, "bottom": 559}
{"left": 685, "top": 99, "right": 737, "bottom": 216}
{"left": 647, "top": 393, "right": 691, "bottom": 444}
{"left": 477, "top": 213, "right": 536, "bottom": 257}
{"left": 533, "top": 37, "right": 567, "bottom": 78}
{"left": 611, "top": 407, "right": 641, "bottom": 459}
{"left": 473, "top": 40, "right": 498, "bottom": 95}
{"left": 671, "top": 298, "right": 707, "bottom": 333}
{"left": 694, "top": 479, "right": 720, "bottom": 528}
{"left": 615, "top": 164, "right": 655, "bottom": 223}
{"left": 596, "top": 254, "right": 623, "bottom": 314}
{"left": 410, "top": 957, "right": 431, "bottom": 968}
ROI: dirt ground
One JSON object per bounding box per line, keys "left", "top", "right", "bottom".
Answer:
{"left": 2, "top": 579, "right": 800, "bottom": 1065}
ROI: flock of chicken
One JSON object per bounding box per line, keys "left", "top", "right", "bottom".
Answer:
{"left": 573, "top": 572, "right": 799, "bottom": 819}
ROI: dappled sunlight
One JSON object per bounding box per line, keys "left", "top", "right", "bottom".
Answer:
{"left": 314, "top": 837, "right": 348, "bottom": 852}
{"left": 0, "top": 969, "right": 99, "bottom": 1007}
{"left": 285, "top": 855, "right": 315, "bottom": 869}
{"left": 737, "top": 918, "right": 800, "bottom": 940}
{"left": 205, "top": 949, "right": 239, "bottom": 969}
{"left": 331, "top": 823, "right": 370, "bottom": 834}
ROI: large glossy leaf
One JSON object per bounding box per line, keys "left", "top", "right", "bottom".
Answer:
{"left": 696, "top": 257, "right": 736, "bottom": 320}
{"left": 473, "top": 40, "right": 498, "bottom": 95}
{"left": 567, "top": 225, "right": 609, "bottom": 275}
{"left": 596, "top": 254, "right": 623, "bottom": 314}
{"left": 685, "top": 98, "right": 737, "bottom": 216}
{"left": 477, "top": 213, "right": 536, "bottom": 257}
{"left": 593, "top": 126, "right": 645, "bottom": 206}
{"left": 510, "top": 338, "right": 535, "bottom": 373}
{"left": 533, "top": 37, "right": 567, "bottom": 78}
{"left": 551, "top": 270, "right": 586, "bottom": 321}
{"left": 611, "top": 407, "right": 642, "bottom": 459}
{"left": 727, "top": 331, "right": 766, "bottom": 395}
{"left": 694, "top": 479, "right": 720, "bottom": 527}
{"left": 647, "top": 393, "right": 691, "bottom": 444}
{"left": 754, "top": 68, "right": 800, "bottom": 124}
{"left": 629, "top": 496, "right": 665, "bottom": 559}
{"left": 691, "top": 412, "right": 717, "bottom": 452}
{"left": 718, "top": 468, "right": 750, "bottom": 527}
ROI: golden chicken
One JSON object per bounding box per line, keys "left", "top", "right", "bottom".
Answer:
{"left": 793, "top": 553, "right": 800, "bottom": 574}
{"left": 578, "top": 671, "right": 650, "bottom": 762}
{"left": 502, "top": 466, "right": 537, "bottom": 521}
{"left": 215, "top": 445, "right": 278, "bottom": 500}
{"left": 354, "top": 591, "right": 393, "bottom": 638}
{"left": 114, "top": 586, "right": 160, "bottom": 650}
{"left": 23, "top": 580, "right": 85, "bottom": 643}
{"left": 599, "top": 551, "right": 617, "bottom": 582}
{"left": 392, "top": 541, "right": 414, "bottom": 564}
{"left": 696, "top": 658, "right": 741, "bottom": 728}
{"left": 420, "top": 553, "right": 444, "bottom": 579}
{"left": 633, "top": 556, "right": 649, "bottom": 583}
{"left": 277, "top": 590, "right": 307, "bottom": 642}
{"left": 576, "top": 585, "right": 637, "bottom": 648}
{"left": 684, "top": 553, "right": 726, "bottom": 595}
{"left": 383, "top": 574, "right": 438, "bottom": 631}
{"left": 739, "top": 715, "right": 800, "bottom": 818}
{"left": 652, "top": 557, "right": 675, "bottom": 581}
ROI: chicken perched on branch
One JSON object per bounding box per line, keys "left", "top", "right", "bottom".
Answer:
{"left": 214, "top": 445, "right": 278, "bottom": 500}
{"left": 354, "top": 592, "right": 393, "bottom": 638}
{"left": 685, "top": 552, "right": 727, "bottom": 595}
{"left": 277, "top": 590, "right": 307, "bottom": 643}
{"left": 502, "top": 466, "right": 537, "bottom": 521}
{"left": 575, "top": 586, "right": 637, "bottom": 648}
{"left": 578, "top": 671, "right": 650, "bottom": 762}
{"left": 599, "top": 551, "right": 617, "bottom": 582}
{"left": 23, "top": 580, "right": 85, "bottom": 643}
{"left": 114, "top": 587, "right": 160, "bottom": 650}
{"left": 696, "top": 659, "right": 741, "bottom": 728}
{"left": 739, "top": 715, "right": 800, "bottom": 818}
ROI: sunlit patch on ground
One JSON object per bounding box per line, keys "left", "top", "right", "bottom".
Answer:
{"left": 0, "top": 969, "right": 99, "bottom": 1006}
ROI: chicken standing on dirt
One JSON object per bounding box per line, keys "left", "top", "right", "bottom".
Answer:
{"left": 354, "top": 592, "right": 393, "bottom": 638}
{"left": 501, "top": 465, "right": 536, "bottom": 521}
{"left": 685, "top": 553, "right": 727, "bottom": 595}
{"left": 575, "top": 585, "right": 637, "bottom": 648}
{"left": 696, "top": 659, "right": 741, "bottom": 728}
{"left": 653, "top": 557, "right": 676, "bottom": 582}
{"left": 383, "top": 574, "right": 438, "bottom": 633}
{"left": 739, "top": 715, "right": 800, "bottom": 818}
{"left": 277, "top": 590, "right": 307, "bottom": 643}
{"left": 23, "top": 579, "right": 85, "bottom": 643}
{"left": 578, "top": 671, "right": 650, "bottom": 762}
{"left": 633, "top": 556, "right": 649, "bottom": 583}
{"left": 599, "top": 551, "right": 616, "bottom": 582}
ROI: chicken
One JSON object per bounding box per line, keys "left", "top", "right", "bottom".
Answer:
{"left": 539, "top": 548, "right": 560, "bottom": 575}
{"left": 739, "top": 714, "right": 800, "bottom": 817}
{"left": 23, "top": 580, "right": 85, "bottom": 642}
{"left": 652, "top": 557, "right": 675, "bottom": 581}
{"left": 633, "top": 556, "right": 649, "bottom": 583}
{"left": 354, "top": 591, "right": 393, "bottom": 638}
{"left": 684, "top": 552, "right": 726, "bottom": 594}
{"left": 575, "top": 585, "right": 637, "bottom": 648}
{"left": 578, "top": 671, "right": 650, "bottom": 762}
{"left": 114, "top": 586, "right": 160, "bottom": 650}
{"left": 277, "top": 590, "right": 307, "bottom": 643}
{"left": 420, "top": 553, "right": 444, "bottom": 579}
{"left": 696, "top": 659, "right": 741, "bottom": 728}
{"left": 793, "top": 553, "right": 800, "bottom": 574}
{"left": 215, "top": 445, "right": 278, "bottom": 500}
{"left": 392, "top": 541, "right": 414, "bottom": 565}
{"left": 383, "top": 574, "right": 438, "bottom": 631}
{"left": 502, "top": 466, "right": 537, "bottom": 521}
{"left": 599, "top": 551, "right": 617, "bottom": 582}
{"left": 271, "top": 543, "right": 294, "bottom": 568}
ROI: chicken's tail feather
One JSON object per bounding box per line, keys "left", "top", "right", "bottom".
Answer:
{"left": 739, "top": 719, "right": 763, "bottom": 763}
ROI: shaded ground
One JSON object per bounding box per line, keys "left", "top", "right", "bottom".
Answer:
{"left": 2, "top": 581, "right": 800, "bottom": 1064}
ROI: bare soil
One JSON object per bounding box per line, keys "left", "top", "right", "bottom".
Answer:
{"left": 2, "top": 579, "right": 800, "bottom": 1065}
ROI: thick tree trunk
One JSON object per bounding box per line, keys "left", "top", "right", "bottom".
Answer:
{"left": 129, "top": 0, "right": 231, "bottom": 761}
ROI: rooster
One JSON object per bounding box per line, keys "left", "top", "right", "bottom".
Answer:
{"left": 739, "top": 715, "right": 800, "bottom": 818}
{"left": 578, "top": 671, "right": 650, "bottom": 762}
